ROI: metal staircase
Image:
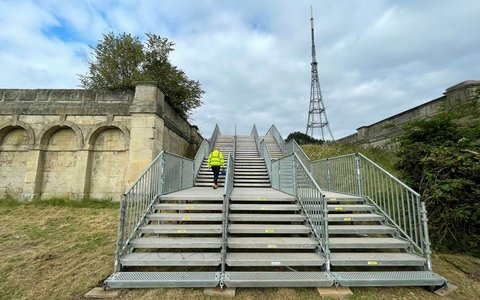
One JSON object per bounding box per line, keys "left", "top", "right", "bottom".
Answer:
{"left": 104, "top": 124, "right": 448, "bottom": 291}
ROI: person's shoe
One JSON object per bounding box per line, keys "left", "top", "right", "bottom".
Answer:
{"left": 212, "top": 183, "right": 216, "bottom": 189}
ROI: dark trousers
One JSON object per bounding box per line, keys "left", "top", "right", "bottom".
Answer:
{"left": 211, "top": 166, "right": 220, "bottom": 184}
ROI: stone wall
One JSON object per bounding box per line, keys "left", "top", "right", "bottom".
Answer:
{"left": 0, "top": 82, "right": 202, "bottom": 201}
{"left": 338, "top": 80, "right": 480, "bottom": 147}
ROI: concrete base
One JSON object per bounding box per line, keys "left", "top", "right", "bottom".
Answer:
{"left": 84, "top": 287, "right": 122, "bottom": 299}
{"left": 203, "top": 287, "right": 236, "bottom": 298}
{"left": 317, "top": 287, "right": 353, "bottom": 299}
{"left": 434, "top": 283, "right": 458, "bottom": 297}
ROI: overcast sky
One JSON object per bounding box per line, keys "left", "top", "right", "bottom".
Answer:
{"left": 1, "top": 0, "right": 479, "bottom": 139}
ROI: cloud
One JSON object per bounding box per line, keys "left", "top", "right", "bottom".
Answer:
{"left": 0, "top": 0, "right": 479, "bottom": 140}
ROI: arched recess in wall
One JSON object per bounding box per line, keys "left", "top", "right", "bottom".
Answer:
{"left": 39, "top": 124, "right": 82, "bottom": 199}
{"left": 0, "top": 122, "right": 34, "bottom": 198}
{"left": 87, "top": 124, "right": 129, "bottom": 201}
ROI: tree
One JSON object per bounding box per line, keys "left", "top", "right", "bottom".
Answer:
{"left": 79, "top": 32, "right": 204, "bottom": 117}
{"left": 285, "top": 131, "right": 324, "bottom": 145}
{"left": 395, "top": 97, "right": 480, "bottom": 256}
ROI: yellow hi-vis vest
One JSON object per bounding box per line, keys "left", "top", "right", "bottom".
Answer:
{"left": 208, "top": 150, "right": 224, "bottom": 168}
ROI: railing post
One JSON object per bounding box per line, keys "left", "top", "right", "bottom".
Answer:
{"left": 355, "top": 153, "right": 363, "bottom": 196}
{"left": 292, "top": 158, "right": 297, "bottom": 196}
{"left": 421, "top": 202, "right": 433, "bottom": 271}
{"left": 322, "top": 193, "right": 331, "bottom": 272}
{"left": 114, "top": 195, "right": 128, "bottom": 272}
{"left": 326, "top": 159, "right": 332, "bottom": 191}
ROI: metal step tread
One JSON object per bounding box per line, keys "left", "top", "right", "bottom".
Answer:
{"left": 328, "top": 205, "right": 374, "bottom": 211}
{"left": 330, "top": 253, "right": 426, "bottom": 266}
{"left": 154, "top": 204, "right": 223, "bottom": 211}
{"left": 230, "top": 204, "right": 300, "bottom": 211}
{"left": 139, "top": 224, "right": 222, "bottom": 234}
{"left": 105, "top": 272, "right": 221, "bottom": 288}
{"left": 229, "top": 224, "right": 311, "bottom": 234}
{"left": 229, "top": 213, "right": 305, "bottom": 222}
{"left": 329, "top": 237, "right": 409, "bottom": 248}
{"left": 226, "top": 252, "right": 325, "bottom": 266}
{"left": 131, "top": 237, "right": 222, "bottom": 248}
{"left": 228, "top": 237, "right": 317, "bottom": 249}
{"left": 328, "top": 225, "right": 396, "bottom": 234}
{"left": 224, "top": 272, "right": 334, "bottom": 287}
{"left": 120, "top": 252, "right": 222, "bottom": 266}
{"left": 332, "top": 271, "right": 446, "bottom": 287}
{"left": 328, "top": 213, "right": 384, "bottom": 222}
{"left": 147, "top": 213, "right": 223, "bottom": 221}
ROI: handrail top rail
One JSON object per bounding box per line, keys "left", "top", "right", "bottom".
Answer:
{"left": 312, "top": 152, "right": 420, "bottom": 198}
{"left": 292, "top": 152, "right": 326, "bottom": 195}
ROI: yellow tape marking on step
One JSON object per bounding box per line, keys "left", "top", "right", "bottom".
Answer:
{"left": 186, "top": 206, "right": 194, "bottom": 210}
{"left": 182, "top": 217, "right": 190, "bottom": 220}
{"left": 265, "top": 229, "right": 274, "bottom": 233}
{"left": 344, "top": 217, "right": 352, "bottom": 221}
{"left": 178, "top": 230, "right": 187, "bottom": 233}
{"left": 259, "top": 197, "right": 267, "bottom": 200}
{"left": 331, "top": 198, "right": 337, "bottom": 201}
{"left": 261, "top": 206, "right": 268, "bottom": 210}
{"left": 267, "top": 244, "right": 277, "bottom": 248}
{"left": 335, "top": 207, "right": 344, "bottom": 210}
{"left": 368, "top": 261, "right": 378, "bottom": 265}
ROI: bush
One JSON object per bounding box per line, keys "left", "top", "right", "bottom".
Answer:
{"left": 286, "top": 131, "right": 324, "bottom": 145}
{"left": 395, "top": 99, "right": 480, "bottom": 256}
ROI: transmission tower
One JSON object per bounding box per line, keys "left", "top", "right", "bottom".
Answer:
{"left": 306, "top": 7, "right": 334, "bottom": 141}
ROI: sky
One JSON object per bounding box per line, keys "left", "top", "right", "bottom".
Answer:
{"left": 1, "top": 0, "right": 479, "bottom": 139}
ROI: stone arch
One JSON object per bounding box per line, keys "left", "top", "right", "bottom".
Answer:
{"left": 0, "top": 124, "right": 31, "bottom": 197}
{"left": 86, "top": 121, "right": 130, "bottom": 150}
{"left": 0, "top": 120, "right": 35, "bottom": 147}
{"left": 87, "top": 125, "right": 129, "bottom": 201}
{"left": 40, "top": 126, "right": 81, "bottom": 199}
{"left": 38, "top": 121, "right": 83, "bottom": 150}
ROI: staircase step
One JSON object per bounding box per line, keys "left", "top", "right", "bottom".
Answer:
{"left": 229, "top": 213, "right": 304, "bottom": 222}
{"left": 328, "top": 225, "right": 396, "bottom": 234}
{"left": 329, "top": 237, "right": 409, "bottom": 249}
{"left": 328, "top": 205, "right": 374, "bottom": 212}
{"left": 330, "top": 253, "right": 426, "bottom": 266}
{"left": 224, "top": 271, "right": 334, "bottom": 287}
{"left": 105, "top": 272, "right": 221, "bottom": 288}
{"left": 120, "top": 252, "right": 222, "bottom": 266}
{"left": 226, "top": 252, "right": 324, "bottom": 266}
{"left": 228, "top": 237, "right": 317, "bottom": 249}
{"left": 332, "top": 271, "right": 445, "bottom": 287}
{"left": 328, "top": 214, "right": 384, "bottom": 222}
{"left": 230, "top": 204, "right": 300, "bottom": 211}
{"left": 228, "top": 224, "right": 311, "bottom": 234}
{"left": 139, "top": 224, "right": 223, "bottom": 234}
{"left": 234, "top": 183, "right": 271, "bottom": 187}
{"left": 195, "top": 183, "right": 225, "bottom": 187}
{"left": 153, "top": 204, "right": 223, "bottom": 211}
{"left": 131, "top": 237, "right": 222, "bottom": 248}
{"left": 147, "top": 213, "right": 223, "bottom": 221}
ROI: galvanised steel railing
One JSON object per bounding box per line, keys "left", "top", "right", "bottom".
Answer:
{"left": 311, "top": 153, "right": 432, "bottom": 270}
{"left": 259, "top": 139, "right": 272, "bottom": 182}
{"left": 220, "top": 152, "right": 235, "bottom": 288}
{"left": 271, "top": 153, "right": 330, "bottom": 270}
{"left": 285, "top": 139, "right": 311, "bottom": 172}
{"left": 114, "top": 151, "right": 194, "bottom": 272}
{"left": 266, "top": 124, "right": 286, "bottom": 154}
{"left": 194, "top": 139, "right": 210, "bottom": 180}
{"left": 209, "top": 124, "right": 221, "bottom": 153}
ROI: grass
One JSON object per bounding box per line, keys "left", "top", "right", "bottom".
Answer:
{"left": 302, "top": 142, "right": 400, "bottom": 176}
{"left": 0, "top": 198, "right": 479, "bottom": 299}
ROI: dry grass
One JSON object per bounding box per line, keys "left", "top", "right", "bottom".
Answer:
{"left": 1, "top": 200, "right": 479, "bottom": 300}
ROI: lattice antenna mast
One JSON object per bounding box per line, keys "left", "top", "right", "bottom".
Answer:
{"left": 306, "top": 7, "right": 334, "bottom": 141}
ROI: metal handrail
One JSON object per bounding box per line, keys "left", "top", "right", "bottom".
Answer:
{"left": 285, "top": 139, "right": 311, "bottom": 172}
{"left": 194, "top": 139, "right": 209, "bottom": 180}
{"left": 209, "top": 124, "right": 221, "bottom": 153}
{"left": 311, "top": 152, "right": 431, "bottom": 269}
{"left": 266, "top": 124, "right": 286, "bottom": 153}
{"left": 113, "top": 151, "right": 194, "bottom": 272}
{"left": 271, "top": 152, "right": 330, "bottom": 270}
{"left": 220, "top": 152, "right": 235, "bottom": 288}
{"left": 259, "top": 139, "right": 272, "bottom": 182}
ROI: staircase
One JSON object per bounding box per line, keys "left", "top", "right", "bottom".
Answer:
{"left": 234, "top": 136, "right": 270, "bottom": 187}
{"left": 195, "top": 135, "right": 234, "bottom": 187}
{"left": 105, "top": 125, "right": 447, "bottom": 291}
{"left": 261, "top": 135, "right": 284, "bottom": 158}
